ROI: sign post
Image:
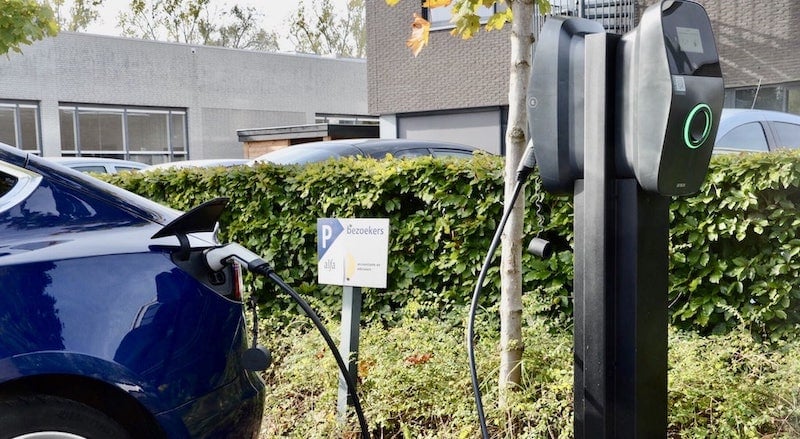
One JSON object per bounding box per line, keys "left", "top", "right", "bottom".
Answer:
{"left": 338, "top": 285, "right": 361, "bottom": 412}
{"left": 317, "top": 218, "right": 390, "bottom": 421}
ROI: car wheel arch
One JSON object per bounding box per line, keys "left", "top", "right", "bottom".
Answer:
{"left": 0, "top": 373, "right": 167, "bottom": 438}
{"left": 0, "top": 352, "right": 172, "bottom": 438}
{"left": 0, "top": 372, "right": 169, "bottom": 438}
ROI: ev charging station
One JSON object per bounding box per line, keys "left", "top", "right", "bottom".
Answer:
{"left": 528, "top": 1, "right": 724, "bottom": 436}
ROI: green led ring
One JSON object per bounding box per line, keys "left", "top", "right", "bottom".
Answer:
{"left": 684, "top": 103, "right": 713, "bottom": 149}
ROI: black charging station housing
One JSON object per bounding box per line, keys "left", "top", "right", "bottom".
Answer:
{"left": 529, "top": 0, "right": 724, "bottom": 196}
{"left": 616, "top": 0, "right": 725, "bottom": 195}
{"left": 527, "top": 16, "right": 604, "bottom": 194}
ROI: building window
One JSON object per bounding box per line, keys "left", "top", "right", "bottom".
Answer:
{"left": 724, "top": 83, "right": 800, "bottom": 115}
{"left": 58, "top": 104, "right": 188, "bottom": 165}
{"left": 424, "top": 2, "right": 506, "bottom": 29}
{"left": 0, "top": 101, "right": 41, "bottom": 153}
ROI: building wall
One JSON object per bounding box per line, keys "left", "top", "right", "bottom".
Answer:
{"left": 697, "top": 0, "right": 800, "bottom": 88}
{"left": 368, "top": 1, "right": 800, "bottom": 149}
{"left": 638, "top": 0, "right": 800, "bottom": 88}
{"left": 371, "top": 1, "right": 800, "bottom": 111}
{"left": 366, "top": 1, "right": 511, "bottom": 116}
{"left": 397, "top": 108, "right": 505, "bottom": 154}
{"left": 0, "top": 32, "right": 368, "bottom": 159}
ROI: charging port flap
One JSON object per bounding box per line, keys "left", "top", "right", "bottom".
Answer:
{"left": 151, "top": 197, "right": 229, "bottom": 239}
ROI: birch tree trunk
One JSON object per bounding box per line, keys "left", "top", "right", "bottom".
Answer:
{"left": 499, "top": 0, "right": 535, "bottom": 407}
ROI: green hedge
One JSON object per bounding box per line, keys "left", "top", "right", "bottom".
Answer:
{"left": 104, "top": 150, "right": 800, "bottom": 338}
{"left": 670, "top": 151, "right": 800, "bottom": 340}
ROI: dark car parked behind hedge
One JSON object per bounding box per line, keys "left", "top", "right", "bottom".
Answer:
{"left": 251, "top": 138, "right": 481, "bottom": 165}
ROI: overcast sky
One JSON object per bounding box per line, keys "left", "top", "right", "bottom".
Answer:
{"left": 83, "top": 0, "right": 351, "bottom": 49}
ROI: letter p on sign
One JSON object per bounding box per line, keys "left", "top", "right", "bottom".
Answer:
{"left": 322, "top": 224, "right": 333, "bottom": 248}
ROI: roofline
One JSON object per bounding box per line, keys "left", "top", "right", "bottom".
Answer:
{"left": 237, "top": 123, "right": 378, "bottom": 142}
{"left": 58, "top": 31, "right": 366, "bottom": 63}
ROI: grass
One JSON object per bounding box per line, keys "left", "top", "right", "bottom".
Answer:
{"left": 254, "top": 297, "right": 800, "bottom": 438}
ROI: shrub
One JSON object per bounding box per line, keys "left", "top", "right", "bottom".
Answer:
{"left": 257, "top": 300, "right": 575, "bottom": 438}
{"left": 669, "top": 151, "right": 800, "bottom": 340}
{"left": 106, "top": 154, "right": 556, "bottom": 324}
{"left": 105, "top": 150, "right": 800, "bottom": 337}
{"left": 102, "top": 153, "right": 800, "bottom": 436}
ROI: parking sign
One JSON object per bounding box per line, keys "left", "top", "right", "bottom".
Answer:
{"left": 317, "top": 218, "right": 390, "bottom": 288}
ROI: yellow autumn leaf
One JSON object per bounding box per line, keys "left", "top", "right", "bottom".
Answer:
{"left": 422, "top": 0, "right": 452, "bottom": 7}
{"left": 537, "top": 0, "right": 552, "bottom": 15}
{"left": 406, "top": 13, "right": 431, "bottom": 57}
{"left": 450, "top": 13, "right": 480, "bottom": 39}
{"left": 485, "top": 8, "right": 512, "bottom": 31}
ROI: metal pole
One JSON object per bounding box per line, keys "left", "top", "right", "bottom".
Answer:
{"left": 573, "top": 32, "right": 616, "bottom": 438}
{"left": 337, "top": 285, "right": 362, "bottom": 421}
{"left": 613, "top": 180, "right": 669, "bottom": 437}
{"left": 574, "top": 31, "right": 668, "bottom": 438}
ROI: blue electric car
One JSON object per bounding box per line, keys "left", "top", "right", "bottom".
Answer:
{"left": 0, "top": 143, "right": 265, "bottom": 438}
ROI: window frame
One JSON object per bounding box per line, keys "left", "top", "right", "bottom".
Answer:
{"left": 0, "top": 100, "right": 42, "bottom": 154}
{"left": 423, "top": 2, "right": 506, "bottom": 30}
{"left": 0, "top": 161, "right": 42, "bottom": 214}
{"left": 58, "top": 103, "right": 188, "bottom": 164}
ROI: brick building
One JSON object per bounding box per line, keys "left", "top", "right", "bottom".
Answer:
{"left": 367, "top": 0, "right": 800, "bottom": 153}
{"left": 698, "top": 0, "right": 800, "bottom": 111}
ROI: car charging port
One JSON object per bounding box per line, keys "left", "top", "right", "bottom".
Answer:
{"left": 208, "top": 270, "right": 226, "bottom": 286}
{"left": 170, "top": 249, "right": 241, "bottom": 301}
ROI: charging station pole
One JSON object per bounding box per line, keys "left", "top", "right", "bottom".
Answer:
{"left": 527, "top": 2, "right": 723, "bottom": 436}
{"left": 573, "top": 32, "right": 616, "bottom": 437}
{"left": 613, "top": 181, "right": 669, "bottom": 437}
{"left": 574, "top": 30, "right": 670, "bottom": 439}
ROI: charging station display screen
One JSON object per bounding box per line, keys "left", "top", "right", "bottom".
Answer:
{"left": 661, "top": 1, "right": 721, "bottom": 77}
{"left": 676, "top": 27, "right": 703, "bottom": 53}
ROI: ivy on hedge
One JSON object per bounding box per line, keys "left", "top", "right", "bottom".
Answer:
{"left": 104, "top": 150, "right": 800, "bottom": 338}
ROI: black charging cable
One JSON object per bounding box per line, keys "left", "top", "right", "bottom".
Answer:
{"left": 203, "top": 244, "right": 370, "bottom": 439}
{"left": 468, "top": 144, "right": 550, "bottom": 439}
{"left": 251, "top": 263, "right": 371, "bottom": 439}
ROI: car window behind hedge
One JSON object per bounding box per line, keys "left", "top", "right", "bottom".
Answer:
{"left": 772, "top": 121, "right": 800, "bottom": 149}
{"left": 717, "top": 122, "right": 769, "bottom": 151}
